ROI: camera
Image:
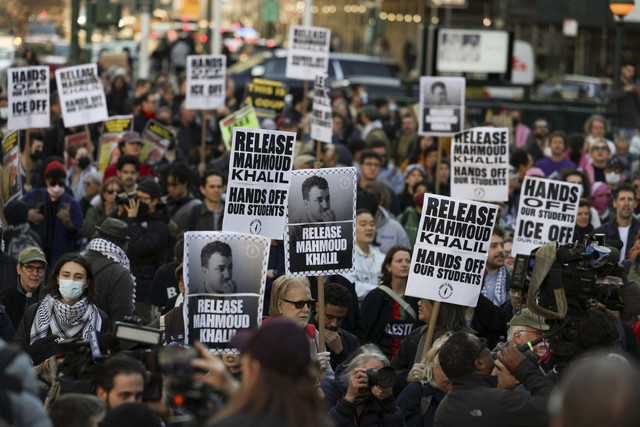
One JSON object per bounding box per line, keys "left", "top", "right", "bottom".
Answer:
{"left": 365, "top": 366, "right": 395, "bottom": 388}
{"left": 115, "top": 193, "right": 137, "bottom": 205}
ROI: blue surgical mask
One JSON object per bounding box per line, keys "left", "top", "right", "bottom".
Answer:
{"left": 59, "top": 279, "right": 85, "bottom": 301}
{"left": 360, "top": 91, "right": 369, "bottom": 105}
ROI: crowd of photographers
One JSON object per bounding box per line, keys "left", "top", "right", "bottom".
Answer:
{"left": 1, "top": 52, "right": 640, "bottom": 427}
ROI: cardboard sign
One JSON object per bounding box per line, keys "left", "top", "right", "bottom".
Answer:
{"left": 419, "top": 76, "right": 465, "bottom": 136}
{"left": 285, "top": 26, "right": 331, "bottom": 80}
{"left": 2, "top": 130, "right": 21, "bottom": 203}
{"left": 405, "top": 194, "right": 498, "bottom": 306}
{"left": 139, "top": 120, "right": 176, "bottom": 165}
{"left": 243, "top": 78, "right": 287, "bottom": 119}
{"left": 310, "top": 73, "right": 332, "bottom": 143}
{"left": 55, "top": 64, "right": 108, "bottom": 127}
{"left": 222, "top": 127, "right": 296, "bottom": 239}
{"left": 512, "top": 177, "right": 581, "bottom": 255}
{"left": 98, "top": 115, "right": 134, "bottom": 173}
{"left": 185, "top": 54, "right": 227, "bottom": 110}
{"left": 450, "top": 127, "right": 509, "bottom": 202}
{"left": 7, "top": 66, "right": 50, "bottom": 130}
{"left": 183, "top": 231, "right": 269, "bottom": 353}
{"left": 285, "top": 167, "right": 357, "bottom": 277}
{"left": 219, "top": 105, "right": 260, "bottom": 151}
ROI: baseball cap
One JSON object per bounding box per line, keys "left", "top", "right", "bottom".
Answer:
{"left": 44, "top": 160, "right": 66, "bottom": 179}
{"left": 19, "top": 246, "right": 47, "bottom": 265}
{"left": 230, "top": 317, "right": 311, "bottom": 376}
{"left": 507, "top": 308, "right": 549, "bottom": 331}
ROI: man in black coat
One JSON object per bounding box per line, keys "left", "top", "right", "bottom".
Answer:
{"left": 0, "top": 221, "right": 20, "bottom": 293}
{"left": 0, "top": 246, "right": 47, "bottom": 329}
{"left": 594, "top": 182, "right": 640, "bottom": 261}
{"left": 84, "top": 217, "right": 135, "bottom": 325}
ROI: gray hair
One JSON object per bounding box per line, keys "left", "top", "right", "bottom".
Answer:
{"left": 340, "top": 344, "right": 389, "bottom": 385}
{"left": 88, "top": 172, "right": 103, "bottom": 185}
{"left": 424, "top": 332, "right": 452, "bottom": 387}
{"left": 507, "top": 325, "right": 529, "bottom": 345}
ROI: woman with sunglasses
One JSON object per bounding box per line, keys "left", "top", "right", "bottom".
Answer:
{"left": 82, "top": 177, "right": 125, "bottom": 239}
{"left": 268, "top": 276, "right": 333, "bottom": 378}
{"left": 13, "top": 253, "right": 109, "bottom": 353}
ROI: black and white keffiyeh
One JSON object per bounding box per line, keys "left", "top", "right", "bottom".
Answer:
{"left": 30, "top": 294, "right": 102, "bottom": 344}
{"left": 88, "top": 237, "right": 137, "bottom": 308}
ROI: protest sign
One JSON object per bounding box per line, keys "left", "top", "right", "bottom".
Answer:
{"left": 63, "top": 131, "right": 90, "bottom": 169}
{"left": 512, "top": 177, "right": 581, "bottom": 255}
{"left": 185, "top": 54, "right": 227, "bottom": 110}
{"left": 55, "top": 64, "right": 108, "bottom": 127}
{"left": 243, "top": 78, "right": 287, "bottom": 119}
{"left": 450, "top": 127, "right": 509, "bottom": 202}
{"left": 311, "top": 74, "right": 333, "bottom": 143}
{"left": 419, "top": 76, "right": 465, "bottom": 136}
{"left": 219, "top": 105, "right": 260, "bottom": 151}
{"left": 405, "top": 194, "right": 498, "bottom": 306}
{"left": 285, "top": 167, "right": 356, "bottom": 277}
{"left": 222, "top": 127, "right": 295, "bottom": 239}
{"left": 139, "top": 119, "right": 176, "bottom": 165}
{"left": 7, "top": 66, "right": 50, "bottom": 130}
{"left": 2, "top": 130, "right": 21, "bottom": 203}
{"left": 183, "top": 231, "right": 269, "bottom": 353}
{"left": 97, "top": 115, "right": 134, "bottom": 173}
{"left": 285, "top": 26, "right": 331, "bottom": 80}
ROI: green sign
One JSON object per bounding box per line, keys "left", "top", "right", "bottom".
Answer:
{"left": 262, "top": 0, "right": 279, "bottom": 23}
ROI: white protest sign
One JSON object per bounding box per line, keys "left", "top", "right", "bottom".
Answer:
{"left": 311, "top": 73, "right": 333, "bottom": 143}
{"left": 7, "top": 66, "right": 50, "bottom": 130}
{"left": 185, "top": 54, "right": 227, "bottom": 110}
{"left": 183, "top": 231, "right": 269, "bottom": 353}
{"left": 222, "top": 127, "right": 296, "bottom": 239}
{"left": 512, "top": 177, "right": 581, "bottom": 255}
{"left": 55, "top": 64, "right": 108, "bottom": 127}
{"left": 285, "top": 167, "right": 357, "bottom": 277}
{"left": 285, "top": 26, "right": 331, "bottom": 80}
{"left": 406, "top": 194, "right": 498, "bottom": 306}
{"left": 450, "top": 127, "right": 509, "bottom": 202}
{"left": 419, "top": 76, "right": 465, "bottom": 136}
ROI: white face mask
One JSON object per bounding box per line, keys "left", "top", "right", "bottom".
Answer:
{"left": 0, "top": 106, "right": 7, "bottom": 120}
{"left": 543, "top": 147, "right": 553, "bottom": 158}
{"left": 59, "top": 279, "right": 85, "bottom": 301}
{"left": 605, "top": 172, "right": 621, "bottom": 185}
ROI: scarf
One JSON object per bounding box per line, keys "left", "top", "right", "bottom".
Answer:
{"left": 482, "top": 266, "right": 509, "bottom": 307}
{"left": 88, "top": 238, "right": 137, "bottom": 308}
{"left": 30, "top": 294, "right": 102, "bottom": 344}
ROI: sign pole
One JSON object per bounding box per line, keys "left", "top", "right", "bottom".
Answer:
{"left": 312, "top": 158, "right": 327, "bottom": 352}
{"left": 435, "top": 137, "right": 443, "bottom": 195}
{"left": 24, "top": 129, "right": 31, "bottom": 188}
{"left": 201, "top": 110, "right": 208, "bottom": 167}
{"left": 421, "top": 300, "right": 441, "bottom": 361}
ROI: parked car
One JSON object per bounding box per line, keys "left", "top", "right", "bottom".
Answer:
{"left": 228, "top": 49, "right": 405, "bottom": 101}
{"left": 534, "top": 74, "right": 612, "bottom": 102}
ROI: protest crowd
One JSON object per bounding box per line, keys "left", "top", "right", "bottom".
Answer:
{"left": 2, "top": 37, "right": 640, "bottom": 427}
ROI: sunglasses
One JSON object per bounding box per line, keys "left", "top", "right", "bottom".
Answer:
{"left": 592, "top": 146, "right": 609, "bottom": 152}
{"left": 282, "top": 298, "right": 315, "bottom": 309}
{"left": 48, "top": 181, "right": 65, "bottom": 187}
{"left": 105, "top": 189, "right": 122, "bottom": 194}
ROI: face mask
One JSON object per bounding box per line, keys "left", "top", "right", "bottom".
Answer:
{"left": 59, "top": 279, "right": 85, "bottom": 301}
{"left": 543, "top": 147, "right": 552, "bottom": 158}
{"left": 360, "top": 92, "right": 369, "bottom": 105}
{"left": 31, "top": 150, "right": 43, "bottom": 161}
{"left": 579, "top": 186, "right": 584, "bottom": 198}
{"left": 388, "top": 103, "right": 398, "bottom": 112}
{"left": 78, "top": 156, "right": 91, "bottom": 170}
{"left": 592, "top": 196, "right": 611, "bottom": 216}
{"left": 138, "top": 201, "right": 150, "bottom": 216}
{"left": 605, "top": 172, "right": 621, "bottom": 185}
{"left": 47, "top": 185, "right": 65, "bottom": 199}
{"left": 0, "top": 106, "right": 7, "bottom": 120}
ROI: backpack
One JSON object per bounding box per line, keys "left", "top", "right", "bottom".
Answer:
{"left": 5, "top": 225, "right": 43, "bottom": 260}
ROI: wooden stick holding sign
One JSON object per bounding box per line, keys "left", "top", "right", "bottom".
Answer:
{"left": 24, "top": 129, "right": 31, "bottom": 188}
{"left": 313, "top": 158, "right": 326, "bottom": 353}
{"left": 200, "top": 110, "right": 208, "bottom": 174}
{"left": 421, "top": 300, "right": 441, "bottom": 361}
{"left": 434, "top": 137, "right": 444, "bottom": 195}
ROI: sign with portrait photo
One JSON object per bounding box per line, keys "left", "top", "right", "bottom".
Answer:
{"left": 139, "top": 119, "right": 176, "bottom": 166}
{"left": 7, "top": 66, "right": 50, "bottom": 130}
{"left": 419, "top": 76, "right": 465, "bottom": 136}
{"left": 183, "top": 231, "right": 269, "bottom": 353}
{"left": 450, "top": 127, "right": 509, "bottom": 202}
{"left": 222, "top": 127, "right": 296, "bottom": 239}
{"left": 285, "top": 26, "right": 331, "bottom": 80}
{"left": 185, "top": 54, "right": 227, "bottom": 110}
{"left": 55, "top": 63, "right": 108, "bottom": 127}
{"left": 285, "top": 167, "right": 357, "bottom": 277}
{"left": 512, "top": 177, "right": 581, "bottom": 256}
{"left": 98, "top": 115, "right": 134, "bottom": 172}
{"left": 405, "top": 194, "right": 498, "bottom": 306}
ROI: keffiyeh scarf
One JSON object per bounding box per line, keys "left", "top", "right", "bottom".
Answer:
{"left": 481, "top": 265, "right": 509, "bottom": 307}
{"left": 30, "top": 294, "right": 102, "bottom": 344}
{"left": 88, "top": 238, "right": 137, "bottom": 308}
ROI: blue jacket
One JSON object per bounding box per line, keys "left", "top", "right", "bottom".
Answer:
{"left": 22, "top": 189, "right": 83, "bottom": 266}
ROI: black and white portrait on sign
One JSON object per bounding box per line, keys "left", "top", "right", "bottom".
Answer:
{"left": 288, "top": 169, "right": 355, "bottom": 224}
{"left": 419, "top": 76, "right": 466, "bottom": 137}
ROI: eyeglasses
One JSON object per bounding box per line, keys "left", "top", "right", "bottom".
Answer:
{"left": 592, "top": 146, "right": 609, "bottom": 152}
{"left": 474, "top": 337, "right": 488, "bottom": 360}
{"left": 282, "top": 299, "right": 315, "bottom": 309}
{"left": 21, "top": 264, "right": 45, "bottom": 274}
{"left": 104, "top": 189, "right": 122, "bottom": 194}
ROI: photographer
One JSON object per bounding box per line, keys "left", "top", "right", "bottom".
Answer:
{"left": 321, "top": 344, "right": 405, "bottom": 427}
{"left": 116, "top": 178, "right": 169, "bottom": 324}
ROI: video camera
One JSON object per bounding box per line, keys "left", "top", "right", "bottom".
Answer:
{"left": 510, "top": 234, "right": 640, "bottom": 371}
{"left": 115, "top": 193, "right": 137, "bottom": 205}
